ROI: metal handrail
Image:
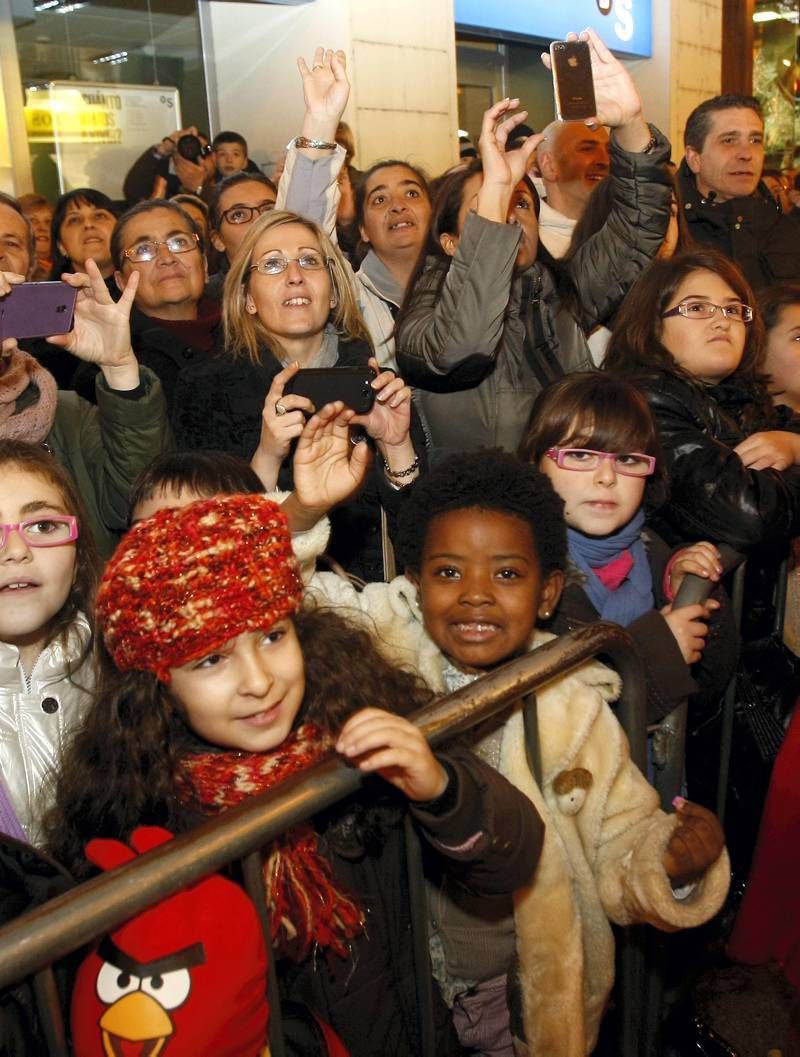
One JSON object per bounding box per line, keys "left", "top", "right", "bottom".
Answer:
{"left": 0, "top": 622, "right": 645, "bottom": 990}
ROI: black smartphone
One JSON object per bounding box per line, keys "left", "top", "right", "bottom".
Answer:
{"left": 550, "top": 40, "right": 597, "bottom": 122}
{"left": 0, "top": 282, "right": 78, "bottom": 342}
{"left": 283, "top": 366, "right": 377, "bottom": 414}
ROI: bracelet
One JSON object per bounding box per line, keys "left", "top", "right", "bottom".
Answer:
{"left": 294, "top": 136, "right": 337, "bottom": 151}
{"left": 382, "top": 454, "right": 420, "bottom": 479}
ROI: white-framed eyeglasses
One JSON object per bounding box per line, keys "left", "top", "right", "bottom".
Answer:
{"left": 123, "top": 232, "right": 200, "bottom": 264}
{"left": 661, "top": 298, "right": 753, "bottom": 323}
{"left": 249, "top": 253, "right": 328, "bottom": 277}
{"left": 0, "top": 516, "right": 79, "bottom": 549}
{"left": 545, "top": 448, "right": 656, "bottom": 477}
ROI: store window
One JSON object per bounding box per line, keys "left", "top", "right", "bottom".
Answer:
{"left": 12, "top": 0, "right": 209, "bottom": 201}
{"left": 753, "top": 0, "right": 799, "bottom": 181}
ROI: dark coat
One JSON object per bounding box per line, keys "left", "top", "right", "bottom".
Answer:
{"left": 281, "top": 745, "right": 544, "bottom": 1057}
{"left": 550, "top": 529, "right": 739, "bottom": 725}
{"left": 677, "top": 160, "right": 800, "bottom": 291}
{"left": 630, "top": 370, "right": 800, "bottom": 552}
{"left": 172, "top": 336, "right": 427, "bottom": 583}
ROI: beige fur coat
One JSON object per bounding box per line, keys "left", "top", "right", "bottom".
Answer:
{"left": 306, "top": 570, "right": 730, "bottom": 1056}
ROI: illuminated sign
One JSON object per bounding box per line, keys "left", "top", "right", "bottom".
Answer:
{"left": 454, "top": 0, "right": 651, "bottom": 58}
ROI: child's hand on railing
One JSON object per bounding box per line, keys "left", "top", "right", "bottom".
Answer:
{"left": 336, "top": 708, "right": 449, "bottom": 802}
{"left": 663, "top": 797, "right": 725, "bottom": 886}
{"left": 661, "top": 600, "right": 719, "bottom": 665}
{"left": 668, "top": 541, "right": 723, "bottom": 597}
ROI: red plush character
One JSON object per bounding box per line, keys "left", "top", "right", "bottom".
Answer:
{"left": 70, "top": 827, "right": 269, "bottom": 1057}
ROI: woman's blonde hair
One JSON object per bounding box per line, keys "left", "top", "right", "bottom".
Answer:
{"left": 223, "top": 209, "right": 371, "bottom": 364}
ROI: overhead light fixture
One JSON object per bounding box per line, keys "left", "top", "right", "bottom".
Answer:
{"left": 92, "top": 50, "right": 128, "bottom": 65}
{"left": 783, "top": 57, "right": 793, "bottom": 66}
{"left": 56, "top": 2, "right": 86, "bottom": 12}
{"left": 753, "top": 9, "right": 780, "bottom": 20}
{"left": 34, "top": 0, "right": 59, "bottom": 9}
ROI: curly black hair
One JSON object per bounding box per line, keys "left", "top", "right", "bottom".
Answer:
{"left": 395, "top": 449, "right": 567, "bottom": 575}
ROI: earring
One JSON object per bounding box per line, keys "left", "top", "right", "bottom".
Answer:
{"left": 541, "top": 610, "right": 551, "bottom": 620}
{"left": 330, "top": 296, "right": 337, "bottom": 308}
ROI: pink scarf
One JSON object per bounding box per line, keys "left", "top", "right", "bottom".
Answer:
{"left": 0, "top": 345, "right": 58, "bottom": 444}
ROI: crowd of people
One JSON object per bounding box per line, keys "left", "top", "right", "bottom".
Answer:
{"left": 1, "top": 26, "right": 800, "bottom": 1057}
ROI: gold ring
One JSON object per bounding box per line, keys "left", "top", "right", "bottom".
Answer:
{"left": 275, "top": 403, "right": 287, "bottom": 416}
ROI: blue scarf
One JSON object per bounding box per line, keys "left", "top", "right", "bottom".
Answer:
{"left": 566, "top": 509, "right": 654, "bottom": 626}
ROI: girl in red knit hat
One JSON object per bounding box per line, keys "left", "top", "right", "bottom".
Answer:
{"left": 46, "top": 490, "right": 543, "bottom": 1057}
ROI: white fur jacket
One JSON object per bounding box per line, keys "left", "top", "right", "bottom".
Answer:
{"left": 306, "top": 568, "right": 730, "bottom": 1057}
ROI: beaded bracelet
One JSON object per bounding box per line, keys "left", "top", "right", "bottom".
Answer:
{"left": 382, "top": 454, "right": 420, "bottom": 479}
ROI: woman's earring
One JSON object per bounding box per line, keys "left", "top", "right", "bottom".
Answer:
{"left": 329, "top": 295, "right": 337, "bottom": 308}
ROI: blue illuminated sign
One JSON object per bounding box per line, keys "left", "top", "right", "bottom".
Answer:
{"left": 454, "top": 0, "right": 651, "bottom": 59}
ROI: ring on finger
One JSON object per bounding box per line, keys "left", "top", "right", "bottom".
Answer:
{"left": 275, "top": 403, "right": 287, "bottom": 416}
{"left": 312, "top": 63, "right": 325, "bottom": 71}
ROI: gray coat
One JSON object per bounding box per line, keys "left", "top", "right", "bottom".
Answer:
{"left": 396, "top": 128, "right": 672, "bottom": 463}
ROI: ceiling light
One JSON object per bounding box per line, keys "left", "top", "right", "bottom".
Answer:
{"left": 56, "top": 2, "right": 86, "bottom": 12}
{"left": 34, "top": 0, "right": 59, "bottom": 9}
{"left": 92, "top": 50, "right": 128, "bottom": 64}
{"left": 753, "top": 9, "right": 780, "bottom": 20}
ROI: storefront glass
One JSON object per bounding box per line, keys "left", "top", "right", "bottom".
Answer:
{"left": 11, "top": 0, "right": 209, "bottom": 200}
{"left": 753, "top": 0, "right": 799, "bottom": 177}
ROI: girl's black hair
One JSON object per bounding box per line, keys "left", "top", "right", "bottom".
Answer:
{"left": 128, "top": 450, "right": 264, "bottom": 521}
{"left": 395, "top": 449, "right": 567, "bottom": 575}
{"left": 44, "top": 608, "right": 434, "bottom": 879}
{"left": 51, "top": 188, "right": 119, "bottom": 279}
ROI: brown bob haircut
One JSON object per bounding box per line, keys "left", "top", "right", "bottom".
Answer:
{"left": 603, "top": 249, "right": 765, "bottom": 390}
{"left": 518, "top": 371, "right": 668, "bottom": 510}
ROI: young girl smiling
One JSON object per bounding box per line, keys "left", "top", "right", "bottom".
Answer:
{"left": 0, "top": 440, "right": 99, "bottom": 844}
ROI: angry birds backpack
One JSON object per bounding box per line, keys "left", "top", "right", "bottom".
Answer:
{"left": 70, "top": 827, "right": 269, "bottom": 1057}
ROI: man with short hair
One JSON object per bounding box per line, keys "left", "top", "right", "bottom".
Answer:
{"left": 535, "top": 121, "right": 610, "bottom": 257}
{"left": 678, "top": 93, "right": 800, "bottom": 289}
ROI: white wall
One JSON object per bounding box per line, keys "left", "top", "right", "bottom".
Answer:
{"left": 205, "top": 0, "right": 459, "bottom": 179}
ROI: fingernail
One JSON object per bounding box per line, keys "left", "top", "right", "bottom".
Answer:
{"left": 672, "top": 795, "right": 686, "bottom": 809}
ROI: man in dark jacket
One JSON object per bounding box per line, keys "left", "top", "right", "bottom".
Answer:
{"left": 678, "top": 93, "right": 800, "bottom": 290}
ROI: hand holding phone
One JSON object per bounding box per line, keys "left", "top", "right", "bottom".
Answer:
{"left": 0, "top": 281, "right": 77, "bottom": 342}
{"left": 283, "top": 366, "right": 377, "bottom": 415}
{"left": 549, "top": 40, "right": 596, "bottom": 122}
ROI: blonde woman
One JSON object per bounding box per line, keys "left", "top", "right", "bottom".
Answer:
{"left": 172, "top": 209, "right": 423, "bottom": 582}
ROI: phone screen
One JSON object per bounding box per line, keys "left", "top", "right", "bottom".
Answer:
{"left": 550, "top": 40, "right": 597, "bottom": 122}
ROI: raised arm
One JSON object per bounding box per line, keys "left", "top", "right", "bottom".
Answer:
{"left": 275, "top": 47, "right": 350, "bottom": 233}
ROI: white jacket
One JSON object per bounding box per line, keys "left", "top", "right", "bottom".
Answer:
{"left": 307, "top": 570, "right": 730, "bottom": 1056}
{"left": 0, "top": 615, "right": 94, "bottom": 844}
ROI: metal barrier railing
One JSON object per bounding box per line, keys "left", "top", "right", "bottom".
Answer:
{"left": 0, "top": 623, "right": 648, "bottom": 1057}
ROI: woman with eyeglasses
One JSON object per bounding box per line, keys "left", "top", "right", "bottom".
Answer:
{"left": 205, "top": 172, "right": 278, "bottom": 299}
{"left": 172, "top": 209, "right": 423, "bottom": 583}
{"left": 81, "top": 199, "right": 221, "bottom": 415}
{"left": 604, "top": 249, "right": 800, "bottom": 553}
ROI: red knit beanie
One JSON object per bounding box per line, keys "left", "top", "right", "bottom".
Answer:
{"left": 97, "top": 494, "right": 303, "bottom": 681}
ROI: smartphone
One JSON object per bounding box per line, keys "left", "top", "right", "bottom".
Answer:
{"left": 283, "top": 366, "right": 377, "bottom": 415}
{"left": 550, "top": 40, "right": 597, "bottom": 122}
{"left": 0, "top": 282, "right": 78, "bottom": 342}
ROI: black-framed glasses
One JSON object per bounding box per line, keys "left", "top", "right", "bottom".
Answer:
{"left": 0, "top": 516, "right": 79, "bottom": 549}
{"left": 249, "top": 253, "right": 328, "bottom": 277}
{"left": 220, "top": 201, "right": 276, "bottom": 226}
{"left": 123, "top": 232, "right": 200, "bottom": 264}
{"left": 661, "top": 298, "right": 753, "bottom": 323}
{"left": 545, "top": 448, "right": 656, "bottom": 477}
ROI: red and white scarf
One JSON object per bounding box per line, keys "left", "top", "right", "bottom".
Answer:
{"left": 178, "top": 723, "right": 364, "bottom": 962}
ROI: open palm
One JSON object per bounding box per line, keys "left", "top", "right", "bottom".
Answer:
{"left": 47, "top": 259, "right": 138, "bottom": 369}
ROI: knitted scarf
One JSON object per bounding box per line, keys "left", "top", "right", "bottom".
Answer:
{"left": 0, "top": 345, "right": 58, "bottom": 444}
{"left": 178, "top": 722, "right": 364, "bottom": 962}
{"left": 567, "top": 509, "right": 654, "bottom": 626}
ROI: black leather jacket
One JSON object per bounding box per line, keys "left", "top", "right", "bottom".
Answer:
{"left": 633, "top": 370, "right": 800, "bottom": 551}
{"left": 677, "top": 160, "right": 800, "bottom": 291}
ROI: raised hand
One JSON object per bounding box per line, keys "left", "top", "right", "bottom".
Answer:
{"left": 477, "top": 99, "right": 542, "bottom": 223}
{"left": 250, "top": 363, "right": 314, "bottom": 490}
{"left": 0, "top": 271, "right": 25, "bottom": 298}
{"left": 336, "top": 708, "right": 449, "bottom": 802}
{"left": 48, "top": 259, "right": 140, "bottom": 389}
{"left": 292, "top": 400, "right": 371, "bottom": 516}
{"left": 297, "top": 47, "right": 350, "bottom": 140}
{"left": 663, "top": 798, "right": 725, "bottom": 886}
{"left": 174, "top": 152, "right": 208, "bottom": 194}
